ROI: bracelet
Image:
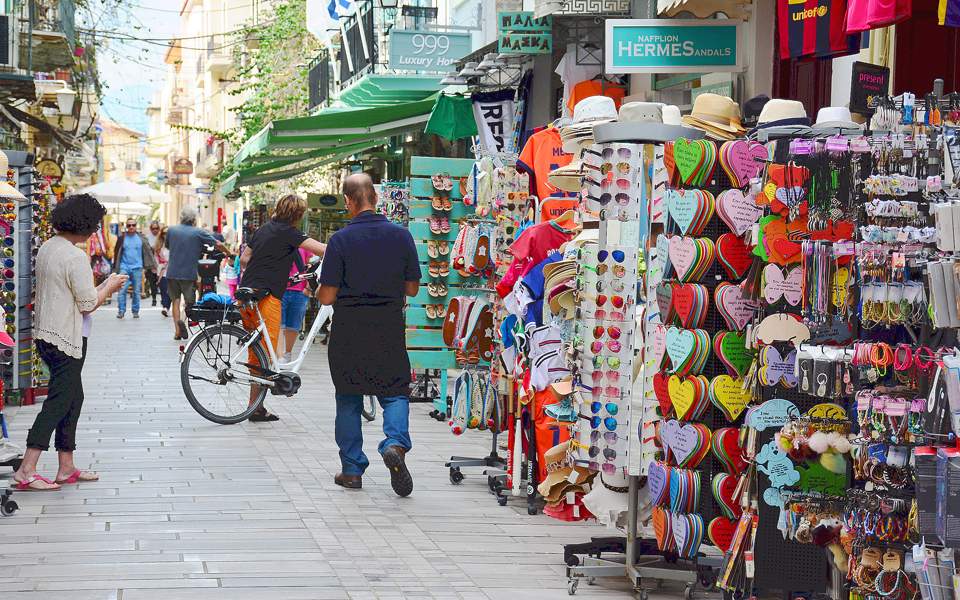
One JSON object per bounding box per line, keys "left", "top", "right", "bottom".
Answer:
{"left": 892, "top": 344, "right": 913, "bottom": 371}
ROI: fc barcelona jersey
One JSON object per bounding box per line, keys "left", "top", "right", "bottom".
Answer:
{"left": 778, "top": 0, "right": 860, "bottom": 60}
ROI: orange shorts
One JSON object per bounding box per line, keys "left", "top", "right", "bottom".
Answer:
{"left": 240, "top": 295, "right": 281, "bottom": 368}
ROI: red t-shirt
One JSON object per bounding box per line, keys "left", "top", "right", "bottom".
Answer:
{"left": 496, "top": 220, "right": 575, "bottom": 297}
{"left": 518, "top": 128, "right": 575, "bottom": 202}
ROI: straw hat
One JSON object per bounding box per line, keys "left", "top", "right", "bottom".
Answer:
{"left": 547, "top": 161, "right": 584, "bottom": 193}
{"left": 537, "top": 440, "right": 594, "bottom": 501}
{"left": 619, "top": 101, "right": 663, "bottom": 124}
{"left": 0, "top": 153, "right": 26, "bottom": 201}
{"left": 681, "top": 93, "right": 745, "bottom": 139}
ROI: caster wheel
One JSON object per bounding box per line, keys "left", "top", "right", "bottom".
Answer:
{"left": 497, "top": 496, "right": 508, "bottom": 506}
{"left": 438, "top": 412, "right": 446, "bottom": 420}
{"left": 636, "top": 590, "right": 649, "bottom": 600}
{"left": 568, "top": 579, "right": 579, "bottom": 596}
{"left": 684, "top": 584, "right": 694, "bottom": 600}
{"left": 487, "top": 475, "right": 496, "bottom": 492}
{"left": 449, "top": 467, "right": 464, "bottom": 485}
{"left": 527, "top": 506, "right": 537, "bottom": 515}
{"left": 588, "top": 577, "right": 596, "bottom": 586}
{"left": 1, "top": 500, "right": 18, "bottom": 516}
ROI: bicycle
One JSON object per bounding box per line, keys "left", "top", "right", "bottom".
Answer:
{"left": 180, "top": 265, "right": 377, "bottom": 424}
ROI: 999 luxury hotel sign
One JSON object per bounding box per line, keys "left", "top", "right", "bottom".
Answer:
{"left": 605, "top": 19, "right": 741, "bottom": 74}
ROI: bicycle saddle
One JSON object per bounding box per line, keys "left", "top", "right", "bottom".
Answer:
{"left": 234, "top": 287, "right": 269, "bottom": 302}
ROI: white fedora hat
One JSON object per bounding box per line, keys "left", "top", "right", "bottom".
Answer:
{"left": 813, "top": 106, "right": 863, "bottom": 131}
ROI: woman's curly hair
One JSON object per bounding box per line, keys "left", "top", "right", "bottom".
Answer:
{"left": 51, "top": 193, "right": 107, "bottom": 235}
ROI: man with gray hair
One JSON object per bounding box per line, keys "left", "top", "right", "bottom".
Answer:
{"left": 165, "top": 206, "right": 230, "bottom": 340}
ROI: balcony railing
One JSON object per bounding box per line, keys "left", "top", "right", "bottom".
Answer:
{"left": 22, "top": 0, "right": 76, "bottom": 72}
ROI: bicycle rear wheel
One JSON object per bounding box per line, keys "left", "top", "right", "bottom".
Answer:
{"left": 181, "top": 324, "right": 269, "bottom": 424}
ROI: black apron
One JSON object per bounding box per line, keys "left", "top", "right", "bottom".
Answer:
{"left": 327, "top": 302, "right": 411, "bottom": 397}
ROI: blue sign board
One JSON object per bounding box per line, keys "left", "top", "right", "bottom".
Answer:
{"left": 389, "top": 29, "right": 472, "bottom": 72}
{"left": 605, "top": 19, "right": 740, "bottom": 74}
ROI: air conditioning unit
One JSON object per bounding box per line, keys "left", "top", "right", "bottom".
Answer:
{"left": 0, "top": 13, "right": 18, "bottom": 67}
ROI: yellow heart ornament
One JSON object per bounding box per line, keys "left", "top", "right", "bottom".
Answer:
{"left": 709, "top": 375, "right": 752, "bottom": 422}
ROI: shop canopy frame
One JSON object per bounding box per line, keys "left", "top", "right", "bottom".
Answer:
{"left": 223, "top": 95, "right": 438, "bottom": 193}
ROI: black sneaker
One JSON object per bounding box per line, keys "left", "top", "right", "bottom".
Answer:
{"left": 382, "top": 446, "right": 413, "bottom": 497}
{"left": 133, "top": 313, "right": 140, "bottom": 319}
{"left": 117, "top": 313, "right": 124, "bottom": 319}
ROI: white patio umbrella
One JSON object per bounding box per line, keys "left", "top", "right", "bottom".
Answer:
{"left": 100, "top": 201, "right": 153, "bottom": 216}
{"left": 78, "top": 178, "right": 169, "bottom": 204}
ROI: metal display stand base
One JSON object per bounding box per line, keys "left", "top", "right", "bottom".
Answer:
{"left": 445, "top": 426, "right": 507, "bottom": 490}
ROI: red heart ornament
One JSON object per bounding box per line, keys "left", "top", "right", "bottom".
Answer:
{"left": 713, "top": 428, "right": 748, "bottom": 475}
{"left": 671, "top": 284, "right": 697, "bottom": 328}
{"left": 716, "top": 233, "right": 754, "bottom": 280}
{"left": 652, "top": 372, "right": 673, "bottom": 418}
{"left": 708, "top": 517, "right": 738, "bottom": 552}
{"left": 712, "top": 472, "right": 743, "bottom": 520}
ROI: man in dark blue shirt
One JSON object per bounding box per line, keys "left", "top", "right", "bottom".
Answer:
{"left": 318, "top": 173, "right": 421, "bottom": 496}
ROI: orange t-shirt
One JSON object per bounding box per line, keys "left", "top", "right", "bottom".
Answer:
{"left": 540, "top": 197, "right": 579, "bottom": 223}
{"left": 567, "top": 80, "right": 627, "bottom": 112}
{"left": 518, "top": 127, "right": 576, "bottom": 202}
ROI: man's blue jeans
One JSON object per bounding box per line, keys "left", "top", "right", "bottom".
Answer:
{"left": 335, "top": 394, "right": 412, "bottom": 476}
{"left": 117, "top": 267, "right": 142, "bottom": 315}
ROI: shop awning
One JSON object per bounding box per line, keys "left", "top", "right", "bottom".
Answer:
{"left": 220, "top": 139, "right": 384, "bottom": 196}
{"left": 230, "top": 95, "right": 437, "bottom": 169}
{"left": 657, "top": 0, "right": 751, "bottom": 19}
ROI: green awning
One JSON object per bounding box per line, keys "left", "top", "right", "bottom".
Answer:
{"left": 220, "top": 140, "right": 383, "bottom": 195}
{"left": 231, "top": 95, "right": 437, "bottom": 168}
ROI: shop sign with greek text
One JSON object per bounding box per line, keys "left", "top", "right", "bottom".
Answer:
{"left": 498, "top": 11, "right": 552, "bottom": 55}
{"left": 389, "top": 29, "right": 472, "bottom": 72}
{"left": 605, "top": 19, "right": 740, "bottom": 74}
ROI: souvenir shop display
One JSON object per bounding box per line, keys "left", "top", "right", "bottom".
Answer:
{"left": 376, "top": 181, "right": 409, "bottom": 225}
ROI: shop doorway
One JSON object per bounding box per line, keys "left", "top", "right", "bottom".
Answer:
{"left": 894, "top": 0, "right": 960, "bottom": 95}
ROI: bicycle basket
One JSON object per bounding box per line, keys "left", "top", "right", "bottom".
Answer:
{"left": 186, "top": 303, "right": 243, "bottom": 325}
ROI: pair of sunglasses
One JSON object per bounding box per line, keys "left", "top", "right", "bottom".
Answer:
{"left": 593, "top": 355, "right": 622, "bottom": 370}
{"left": 587, "top": 192, "right": 631, "bottom": 206}
{"left": 599, "top": 249, "right": 626, "bottom": 263}
{"left": 582, "top": 414, "right": 619, "bottom": 431}
{"left": 586, "top": 445, "right": 618, "bottom": 461}
{"left": 589, "top": 370, "right": 621, "bottom": 384}
{"left": 590, "top": 400, "right": 620, "bottom": 415}
{"left": 589, "top": 461, "right": 618, "bottom": 475}
{"left": 590, "top": 430, "right": 620, "bottom": 444}
{"left": 593, "top": 325, "right": 622, "bottom": 340}
{"left": 591, "top": 339, "right": 622, "bottom": 354}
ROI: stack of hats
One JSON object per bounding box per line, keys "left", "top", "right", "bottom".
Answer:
{"left": 812, "top": 106, "right": 863, "bottom": 132}
{"left": 559, "top": 95, "right": 619, "bottom": 153}
{"left": 544, "top": 257, "right": 577, "bottom": 316}
{"left": 537, "top": 439, "right": 596, "bottom": 521}
{"left": 681, "top": 93, "right": 746, "bottom": 140}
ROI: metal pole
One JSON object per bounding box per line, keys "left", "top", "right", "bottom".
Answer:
{"left": 632, "top": 0, "right": 657, "bottom": 19}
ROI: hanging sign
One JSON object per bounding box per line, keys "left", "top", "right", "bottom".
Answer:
{"left": 389, "top": 29, "right": 472, "bottom": 72}
{"left": 605, "top": 19, "right": 740, "bottom": 74}
{"left": 172, "top": 158, "right": 194, "bottom": 175}
{"left": 35, "top": 159, "right": 63, "bottom": 182}
{"left": 497, "top": 12, "right": 552, "bottom": 55}
{"left": 850, "top": 61, "right": 889, "bottom": 115}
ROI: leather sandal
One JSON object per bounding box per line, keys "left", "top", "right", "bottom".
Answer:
{"left": 439, "top": 261, "right": 450, "bottom": 277}
{"left": 425, "top": 304, "right": 437, "bottom": 319}
{"left": 442, "top": 197, "right": 453, "bottom": 211}
{"left": 438, "top": 241, "right": 450, "bottom": 256}
{"left": 436, "top": 282, "right": 448, "bottom": 297}
{"left": 427, "top": 283, "right": 439, "bottom": 298}
{"left": 428, "top": 261, "right": 439, "bottom": 277}
{"left": 431, "top": 196, "right": 444, "bottom": 211}
{"left": 429, "top": 217, "right": 441, "bottom": 235}
{"left": 426, "top": 240, "right": 439, "bottom": 259}
{"left": 440, "top": 217, "right": 451, "bottom": 233}
{"left": 436, "top": 304, "right": 446, "bottom": 319}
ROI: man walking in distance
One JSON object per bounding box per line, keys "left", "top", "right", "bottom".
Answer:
{"left": 165, "top": 206, "right": 230, "bottom": 340}
{"left": 112, "top": 219, "right": 157, "bottom": 319}
{"left": 318, "top": 173, "right": 420, "bottom": 497}
{"left": 144, "top": 221, "right": 161, "bottom": 306}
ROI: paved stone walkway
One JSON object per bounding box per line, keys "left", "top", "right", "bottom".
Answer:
{"left": 0, "top": 306, "right": 638, "bottom": 599}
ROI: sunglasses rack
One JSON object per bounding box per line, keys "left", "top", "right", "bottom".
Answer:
{"left": 27, "top": 177, "right": 56, "bottom": 398}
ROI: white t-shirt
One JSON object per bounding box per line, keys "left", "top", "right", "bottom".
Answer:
{"left": 555, "top": 44, "right": 602, "bottom": 118}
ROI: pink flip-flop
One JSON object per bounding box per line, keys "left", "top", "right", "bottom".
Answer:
{"left": 55, "top": 469, "right": 99, "bottom": 485}
{"left": 14, "top": 474, "right": 61, "bottom": 491}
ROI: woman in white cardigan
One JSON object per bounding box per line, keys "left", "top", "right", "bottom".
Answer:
{"left": 12, "top": 194, "right": 127, "bottom": 491}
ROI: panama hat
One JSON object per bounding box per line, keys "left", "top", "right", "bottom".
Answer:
{"left": 751, "top": 98, "right": 811, "bottom": 132}
{"left": 681, "top": 93, "right": 745, "bottom": 139}
{"left": 560, "top": 96, "right": 618, "bottom": 153}
{"left": 0, "top": 153, "right": 26, "bottom": 201}
{"left": 543, "top": 258, "right": 576, "bottom": 280}
{"left": 813, "top": 106, "right": 862, "bottom": 131}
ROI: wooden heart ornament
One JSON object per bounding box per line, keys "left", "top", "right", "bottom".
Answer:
{"left": 709, "top": 375, "right": 752, "bottom": 422}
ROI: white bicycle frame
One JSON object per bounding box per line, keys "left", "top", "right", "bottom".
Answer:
{"left": 213, "top": 290, "right": 333, "bottom": 388}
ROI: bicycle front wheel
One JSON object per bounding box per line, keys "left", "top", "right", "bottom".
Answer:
{"left": 181, "top": 324, "right": 269, "bottom": 424}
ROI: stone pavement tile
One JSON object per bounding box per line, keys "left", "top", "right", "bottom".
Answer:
{"left": 0, "top": 310, "right": 630, "bottom": 598}
{"left": 122, "top": 590, "right": 350, "bottom": 600}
